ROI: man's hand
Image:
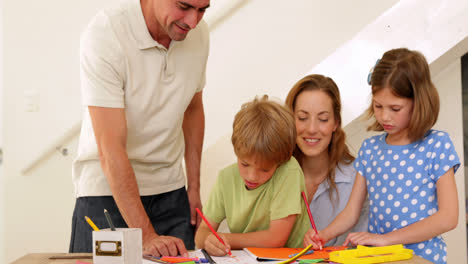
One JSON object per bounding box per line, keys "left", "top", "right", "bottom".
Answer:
{"left": 143, "top": 233, "right": 188, "bottom": 257}
{"left": 187, "top": 188, "right": 202, "bottom": 229}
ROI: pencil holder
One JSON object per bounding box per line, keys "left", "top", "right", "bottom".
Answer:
{"left": 92, "top": 228, "right": 142, "bottom": 264}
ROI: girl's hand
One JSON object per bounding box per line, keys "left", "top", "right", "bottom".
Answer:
{"left": 303, "top": 229, "right": 326, "bottom": 250}
{"left": 204, "top": 233, "right": 231, "bottom": 257}
{"left": 343, "top": 232, "right": 387, "bottom": 247}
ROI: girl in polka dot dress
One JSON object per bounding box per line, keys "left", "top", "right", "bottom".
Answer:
{"left": 303, "top": 48, "right": 460, "bottom": 264}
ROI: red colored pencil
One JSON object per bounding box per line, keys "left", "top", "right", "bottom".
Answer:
{"left": 301, "top": 191, "right": 322, "bottom": 250}
{"left": 195, "top": 208, "right": 232, "bottom": 256}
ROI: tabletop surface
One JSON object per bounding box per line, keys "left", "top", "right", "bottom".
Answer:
{"left": 11, "top": 252, "right": 434, "bottom": 264}
{"left": 11, "top": 253, "right": 92, "bottom": 264}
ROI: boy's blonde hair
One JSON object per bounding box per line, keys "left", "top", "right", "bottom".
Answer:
{"left": 367, "top": 48, "right": 440, "bottom": 141}
{"left": 231, "top": 95, "right": 296, "bottom": 165}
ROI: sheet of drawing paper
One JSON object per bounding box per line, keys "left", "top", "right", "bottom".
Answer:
{"left": 189, "top": 249, "right": 259, "bottom": 264}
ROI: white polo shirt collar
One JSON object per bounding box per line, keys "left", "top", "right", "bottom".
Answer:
{"left": 127, "top": 0, "right": 176, "bottom": 50}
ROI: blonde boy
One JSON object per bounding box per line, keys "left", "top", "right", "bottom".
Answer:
{"left": 195, "top": 95, "right": 310, "bottom": 256}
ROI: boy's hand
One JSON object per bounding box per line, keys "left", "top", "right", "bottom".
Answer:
{"left": 343, "top": 232, "right": 386, "bottom": 247}
{"left": 303, "top": 228, "right": 326, "bottom": 250}
{"left": 204, "top": 233, "right": 231, "bottom": 256}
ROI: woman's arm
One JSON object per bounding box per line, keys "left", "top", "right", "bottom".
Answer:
{"left": 305, "top": 173, "right": 368, "bottom": 248}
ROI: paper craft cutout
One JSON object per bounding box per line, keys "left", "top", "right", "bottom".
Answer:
{"left": 243, "top": 246, "right": 347, "bottom": 261}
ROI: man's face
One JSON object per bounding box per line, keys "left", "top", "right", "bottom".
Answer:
{"left": 155, "top": 0, "right": 210, "bottom": 41}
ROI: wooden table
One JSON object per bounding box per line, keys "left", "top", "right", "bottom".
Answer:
{"left": 11, "top": 253, "right": 92, "bottom": 264}
{"left": 11, "top": 252, "right": 434, "bottom": 264}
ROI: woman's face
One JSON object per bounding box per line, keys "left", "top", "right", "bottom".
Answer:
{"left": 294, "top": 90, "right": 338, "bottom": 159}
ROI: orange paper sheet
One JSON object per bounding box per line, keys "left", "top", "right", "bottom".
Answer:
{"left": 244, "top": 246, "right": 348, "bottom": 260}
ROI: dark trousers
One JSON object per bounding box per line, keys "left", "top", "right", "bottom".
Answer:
{"left": 69, "top": 187, "right": 194, "bottom": 252}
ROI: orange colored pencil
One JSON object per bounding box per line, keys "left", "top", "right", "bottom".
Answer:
{"left": 195, "top": 208, "right": 232, "bottom": 256}
{"left": 160, "top": 256, "right": 198, "bottom": 263}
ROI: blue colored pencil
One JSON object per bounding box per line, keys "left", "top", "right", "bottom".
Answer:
{"left": 288, "top": 249, "right": 314, "bottom": 258}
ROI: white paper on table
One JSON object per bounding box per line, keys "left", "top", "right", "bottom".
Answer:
{"left": 189, "top": 249, "right": 262, "bottom": 264}
{"left": 143, "top": 249, "right": 283, "bottom": 264}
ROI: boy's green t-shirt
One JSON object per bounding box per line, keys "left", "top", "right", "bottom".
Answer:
{"left": 203, "top": 157, "right": 310, "bottom": 248}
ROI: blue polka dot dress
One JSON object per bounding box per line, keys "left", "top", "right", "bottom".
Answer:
{"left": 354, "top": 130, "right": 460, "bottom": 264}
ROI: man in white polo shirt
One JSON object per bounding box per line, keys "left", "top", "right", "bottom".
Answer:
{"left": 69, "top": 0, "right": 210, "bottom": 257}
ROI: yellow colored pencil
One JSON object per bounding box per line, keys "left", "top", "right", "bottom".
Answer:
{"left": 85, "top": 216, "right": 100, "bottom": 231}
{"left": 278, "top": 244, "right": 314, "bottom": 264}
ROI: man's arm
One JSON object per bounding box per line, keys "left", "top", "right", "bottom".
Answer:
{"left": 182, "top": 91, "right": 205, "bottom": 229}
{"left": 89, "top": 106, "right": 188, "bottom": 257}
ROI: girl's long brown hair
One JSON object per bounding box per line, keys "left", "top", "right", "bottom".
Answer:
{"left": 367, "top": 48, "right": 439, "bottom": 142}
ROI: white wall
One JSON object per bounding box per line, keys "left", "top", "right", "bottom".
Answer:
{"left": 0, "top": 0, "right": 2, "bottom": 149}
{"left": 305, "top": 0, "right": 468, "bottom": 127}
{"left": 203, "top": 0, "right": 399, "bottom": 149}
{"left": 0, "top": 0, "right": 5, "bottom": 261}
{"left": 2, "top": 0, "right": 400, "bottom": 262}
{"left": 2, "top": 0, "right": 114, "bottom": 262}
{"left": 432, "top": 58, "right": 467, "bottom": 264}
